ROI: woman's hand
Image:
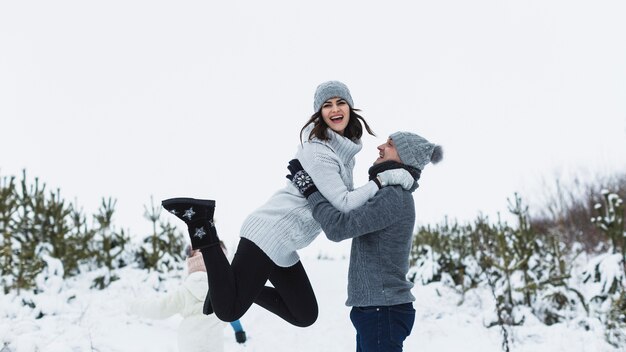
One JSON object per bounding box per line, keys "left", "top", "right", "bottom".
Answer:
{"left": 286, "top": 159, "right": 319, "bottom": 198}
{"left": 376, "top": 169, "right": 415, "bottom": 190}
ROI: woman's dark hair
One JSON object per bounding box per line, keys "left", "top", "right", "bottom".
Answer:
{"left": 299, "top": 107, "right": 375, "bottom": 143}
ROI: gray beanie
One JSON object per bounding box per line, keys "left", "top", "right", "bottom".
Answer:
{"left": 313, "top": 80, "right": 354, "bottom": 112}
{"left": 390, "top": 131, "right": 443, "bottom": 170}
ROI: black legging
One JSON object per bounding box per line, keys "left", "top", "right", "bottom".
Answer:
{"left": 200, "top": 237, "right": 318, "bottom": 327}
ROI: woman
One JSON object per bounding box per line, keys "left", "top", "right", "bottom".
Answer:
{"left": 162, "top": 81, "right": 415, "bottom": 327}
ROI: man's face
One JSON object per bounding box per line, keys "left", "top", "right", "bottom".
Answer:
{"left": 374, "top": 138, "right": 402, "bottom": 165}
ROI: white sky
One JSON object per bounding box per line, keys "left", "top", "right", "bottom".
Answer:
{"left": 1, "top": 1, "right": 625, "bottom": 254}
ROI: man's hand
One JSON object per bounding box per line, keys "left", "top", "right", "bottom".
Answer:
{"left": 286, "top": 159, "right": 319, "bottom": 198}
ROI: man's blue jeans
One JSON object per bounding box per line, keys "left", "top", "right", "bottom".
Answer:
{"left": 349, "top": 303, "right": 415, "bottom": 352}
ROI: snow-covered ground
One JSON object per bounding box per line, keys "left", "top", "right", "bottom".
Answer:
{"left": 0, "top": 255, "right": 619, "bottom": 352}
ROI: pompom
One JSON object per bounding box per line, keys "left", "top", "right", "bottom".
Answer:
{"left": 430, "top": 145, "right": 443, "bottom": 164}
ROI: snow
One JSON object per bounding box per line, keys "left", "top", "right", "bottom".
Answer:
{"left": 0, "top": 256, "right": 620, "bottom": 352}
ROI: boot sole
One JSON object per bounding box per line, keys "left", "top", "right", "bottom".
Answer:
{"left": 162, "top": 197, "right": 216, "bottom": 208}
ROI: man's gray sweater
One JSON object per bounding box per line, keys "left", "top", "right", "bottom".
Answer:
{"left": 307, "top": 186, "right": 416, "bottom": 307}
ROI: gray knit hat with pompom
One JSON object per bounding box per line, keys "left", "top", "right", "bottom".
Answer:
{"left": 390, "top": 131, "right": 443, "bottom": 170}
{"left": 313, "top": 81, "right": 354, "bottom": 112}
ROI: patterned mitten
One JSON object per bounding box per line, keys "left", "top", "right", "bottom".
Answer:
{"left": 376, "top": 169, "right": 414, "bottom": 191}
{"left": 286, "top": 159, "right": 318, "bottom": 198}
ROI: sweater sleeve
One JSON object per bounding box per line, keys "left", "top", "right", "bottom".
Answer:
{"left": 128, "top": 287, "right": 186, "bottom": 320}
{"left": 299, "top": 144, "right": 379, "bottom": 213}
{"left": 306, "top": 188, "right": 405, "bottom": 242}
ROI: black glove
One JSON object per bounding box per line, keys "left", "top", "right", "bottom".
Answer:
{"left": 286, "top": 159, "right": 318, "bottom": 198}
{"left": 235, "top": 330, "right": 247, "bottom": 344}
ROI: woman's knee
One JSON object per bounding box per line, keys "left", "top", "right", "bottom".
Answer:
{"left": 293, "top": 305, "right": 319, "bottom": 327}
{"left": 213, "top": 307, "right": 244, "bottom": 323}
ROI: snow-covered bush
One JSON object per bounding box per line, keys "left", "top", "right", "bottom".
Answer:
{"left": 410, "top": 188, "right": 626, "bottom": 347}
{"left": 409, "top": 217, "right": 482, "bottom": 293}
{"left": 588, "top": 190, "right": 626, "bottom": 347}
{"left": 412, "top": 195, "right": 591, "bottom": 327}
{"left": 134, "top": 197, "right": 186, "bottom": 273}
{"left": 591, "top": 190, "right": 625, "bottom": 258}
{"left": 0, "top": 170, "right": 187, "bottom": 295}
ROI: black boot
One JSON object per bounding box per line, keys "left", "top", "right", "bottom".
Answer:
{"left": 161, "top": 197, "right": 220, "bottom": 250}
{"left": 235, "top": 330, "right": 247, "bottom": 344}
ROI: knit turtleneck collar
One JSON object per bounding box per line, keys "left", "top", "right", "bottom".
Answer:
{"left": 303, "top": 124, "right": 362, "bottom": 164}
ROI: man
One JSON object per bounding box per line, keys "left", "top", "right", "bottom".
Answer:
{"left": 288, "top": 131, "right": 443, "bottom": 352}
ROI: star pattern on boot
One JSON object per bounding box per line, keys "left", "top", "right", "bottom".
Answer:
{"left": 194, "top": 227, "right": 206, "bottom": 239}
{"left": 169, "top": 209, "right": 178, "bottom": 215}
{"left": 183, "top": 207, "right": 196, "bottom": 220}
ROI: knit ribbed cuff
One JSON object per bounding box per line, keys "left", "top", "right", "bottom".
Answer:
{"left": 306, "top": 191, "right": 325, "bottom": 205}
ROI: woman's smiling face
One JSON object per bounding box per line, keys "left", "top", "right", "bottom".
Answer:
{"left": 320, "top": 97, "right": 351, "bottom": 135}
